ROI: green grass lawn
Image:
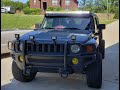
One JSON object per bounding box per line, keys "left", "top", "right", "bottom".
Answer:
{"left": 1, "top": 13, "right": 44, "bottom": 30}
{"left": 1, "top": 13, "right": 118, "bottom": 30}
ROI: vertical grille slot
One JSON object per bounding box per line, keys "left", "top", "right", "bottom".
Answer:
{"left": 48, "top": 44, "right": 51, "bottom": 52}
{"left": 50, "top": 44, "right": 54, "bottom": 52}
{"left": 57, "top": 44, "right": 60, "bottom": 52}
{"left": 31, "top": 43, "right": 34, "bottom": 52}
{"left": 36, "top": 44, "right": 39, "bottom": 52}
{"left": 39, "top": 44, "right": 42, "bottom": 52}
{"left": 60, "top": 44, "right": 64, "bottom": 53}
{"left": 33, "top": 44, "right": 37, "bottom": 52}
{"left": 27, "top": 43, "right": 31, "bottom": 51}
{"left": 54, "top": 44, "right": 57, "bottom": 52}
{"left": 45, "top": 44, "right": 48, "bottom": 52}
{"left": 42, "top": 44, "right": 45, "bottom": 52}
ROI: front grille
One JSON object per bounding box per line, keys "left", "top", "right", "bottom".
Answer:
{"left": 26, "top": 43, "right": 65, "bottom": 53}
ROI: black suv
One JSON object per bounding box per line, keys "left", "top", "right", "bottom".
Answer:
{"left": 8, "top": 11, "right": 106, "bottom": 88}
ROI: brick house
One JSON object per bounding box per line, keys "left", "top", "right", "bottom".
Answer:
{"left": 30, "top": 0, "right": 78, "bottom": 14}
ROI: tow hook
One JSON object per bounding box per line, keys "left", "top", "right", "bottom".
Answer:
{"left": 23, "top": 67, "right": 32, "bottom": 75}
{"left": 59, "top": 68, "right": 69, "bottom": 78}
{"left": 61, "top": 72, "right": 68, "bottom": 78}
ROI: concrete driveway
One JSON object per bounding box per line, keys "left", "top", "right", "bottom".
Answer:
{"left": 1, "top": 20, "right": 119, "bottom": 90}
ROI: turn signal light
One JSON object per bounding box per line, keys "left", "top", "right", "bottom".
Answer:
{"left": 86, "top": 45, "right": 93, "bottom": 52}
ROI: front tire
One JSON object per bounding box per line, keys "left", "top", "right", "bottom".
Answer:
{"left": 100, "top": 40, "right": 105, "bottom": 59}
{"left": 86, "top": 53, "right": 102, "bottom": 88}
{"left": 12, "top": 61, "right": 37, "bottom": 82}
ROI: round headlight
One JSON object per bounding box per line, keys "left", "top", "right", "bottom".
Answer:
{"left": 71, "top": 45, "right": 80, "bottom": 53}
{"left": 19, "top": 43, "right": 23, "bottom": 51}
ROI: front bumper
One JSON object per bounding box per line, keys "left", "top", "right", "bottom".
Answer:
{"left": 11, "top": 51, "right": 96, "bottom": 74}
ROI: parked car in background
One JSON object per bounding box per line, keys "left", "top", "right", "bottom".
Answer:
{"left": 1, "top": 7, "right": 6, "bottom": 13}
{"left": 1, "top": 6, "right": 15, "bottom": 14}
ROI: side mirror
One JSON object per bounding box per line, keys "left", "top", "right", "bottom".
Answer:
{"left": 97, "top": 24, "right": 106, "bottom": 30}
{"left": 35, "top": 23, "right": 41, "bottom": 29}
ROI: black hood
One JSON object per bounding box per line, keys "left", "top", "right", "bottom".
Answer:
{"left": 20, "top": 29, "right": 93, "bottom": 44}
{"left": 35, "top": 29, "right": 92, "bottom": 43}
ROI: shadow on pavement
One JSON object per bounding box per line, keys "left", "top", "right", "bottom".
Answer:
{"left": 1, "top": 53, "right": 10, "bottom": 59}
{"left": 1, "top": 43, "right": 119, "bottom": 90}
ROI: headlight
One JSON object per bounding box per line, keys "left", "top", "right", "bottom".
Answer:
{"left": 19, "top": 43, "right": 23, "bottom": 51}
{"left": 71, "top": 45, "right": 80, "bottom": 53}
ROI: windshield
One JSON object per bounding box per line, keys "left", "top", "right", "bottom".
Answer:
{"left": 42, "top": 17, "right": 91, "bottom": 30}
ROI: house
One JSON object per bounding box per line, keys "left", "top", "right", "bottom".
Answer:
{"left": 30, "top": 0, "right": 78, "bottom": 14}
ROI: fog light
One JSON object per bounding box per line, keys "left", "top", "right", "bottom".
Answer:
{"left": 19, "top": 55, "right": 23, "bottom": 62}
{"left": 72, "top": 58, "right": 78, "bottom": 65}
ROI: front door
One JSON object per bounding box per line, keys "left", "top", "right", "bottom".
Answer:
{"left": 43, "top": 2, "right": 47, "bottom": 10}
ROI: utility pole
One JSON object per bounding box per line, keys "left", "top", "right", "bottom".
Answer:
{"left": 107, "top": 0, "right": 109, "bottom": 19}
{"left": 107, "top": 0, "right": 111, "bottom": 20}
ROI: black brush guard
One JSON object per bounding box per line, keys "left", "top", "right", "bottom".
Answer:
{"left": 19, "top": 40, "right": 71, "bottom": 78}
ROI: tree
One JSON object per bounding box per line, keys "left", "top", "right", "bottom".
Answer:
{"left": 79, "top": 0, "right": 87, "bottom": 10}
{"left": 26, "top": 0, "right": 30, "bottom": 7}
{"left": 85, "top": 0, "right": 94, "bottom": 11}
{"left": 2, "top": 0, "right": 27, "bottom": 11}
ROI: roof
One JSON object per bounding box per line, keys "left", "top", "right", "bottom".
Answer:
{"left": 45, "top": 11, "right": 93, "bottom": 17}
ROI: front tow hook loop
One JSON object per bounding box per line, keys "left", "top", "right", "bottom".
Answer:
{"left": 61, "top": 73, "right": 68, "bottom": 78}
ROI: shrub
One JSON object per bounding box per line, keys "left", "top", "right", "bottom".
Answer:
{"left": 30, "top": 8, "right": 40, "bottom": 15}
{"left": 46, "top": 6, "right": 63, "bottom": 11}
{"left": 23, "top": 7, "right": 40, "bottom": 15}
{"left": 56, "top": 7, "right": 62, "bottom": 11}
{"left": 46, "top": 6, "right": 56, "bottom": 11}
{"left": 23, "top": 7, "right": 31, "bottom": 14}
{"left": 114, "top": 13, "right": 119, "bottom": 19}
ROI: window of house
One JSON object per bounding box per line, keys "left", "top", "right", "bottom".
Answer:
{"left": 34, "top": 0, "right": 37, "bottom": 5}
{"left": 65, "top": 0, "right": 70, "bottom": 5}
{"left": 52, "top": 0, "right": 58, "bottom": 5}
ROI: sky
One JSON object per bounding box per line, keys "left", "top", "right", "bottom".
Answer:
{"left": 12, "top": 0, "right": 81, "bottom": 4}
{"left": 12, "top": 0, "right": 28, "bottom": 3}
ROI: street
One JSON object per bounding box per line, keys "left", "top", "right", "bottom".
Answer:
{"left": 1, "top": 30, "right": 32, "bottom": 54}
{"left": 1, "top": 20, "right": 119, "bottom": 90}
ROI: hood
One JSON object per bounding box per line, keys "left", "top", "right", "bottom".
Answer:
{"left": 20, "top": 29, "right": 92, "bottom": 44}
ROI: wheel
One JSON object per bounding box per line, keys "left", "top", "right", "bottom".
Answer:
{"left": 12, "top": 61, "right": 37, "bottom": 82}
{"left": 100, "top": 40, "right": 105, "bottom": 59}
{"left": 86, "top": 52, "right": 102, "bottom": 88}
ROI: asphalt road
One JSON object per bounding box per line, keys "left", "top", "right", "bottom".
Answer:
{"left": 1, "top": 20, "right": 119, "bottom": 90}
{"left": 1, "top": 30, "right": 32, "bottom": 54}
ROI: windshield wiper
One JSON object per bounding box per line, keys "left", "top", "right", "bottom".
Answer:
{"left": 44, "top": 27, "right": 55, "bottom": 29}
{"left": 63, "top": 27, "right": 81, "bottom": 30}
